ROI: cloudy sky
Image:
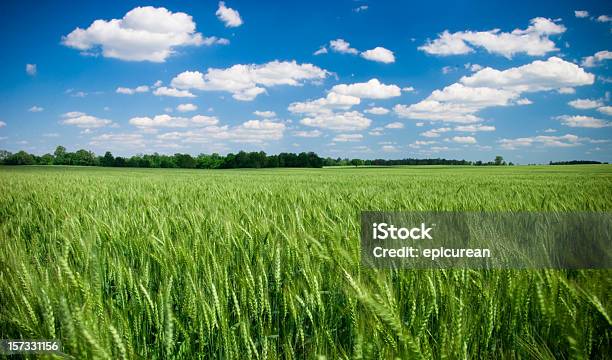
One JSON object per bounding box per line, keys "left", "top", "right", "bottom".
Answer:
{"left": 1, "top": 0, "right": 611, "bottom": 163}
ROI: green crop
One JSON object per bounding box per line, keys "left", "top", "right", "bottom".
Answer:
{"left": 0, "top": 165, "right": 610, "bottom": 359}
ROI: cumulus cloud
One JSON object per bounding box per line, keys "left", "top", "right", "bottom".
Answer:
{"left": 130, "top": 114, "right": 218, "bottom": 128}
{"left": 568, "top": 98, "right": 604, "bottom": 109}
{"left": 116, "top": 85, "right": 149, "bottom": 94}
{"left": 313, "top": 46, "right": 328, "bottom": 55}
{"left": 253, "top": 110, "right": 276, "bottom": 118}
{"left": 596, "top": 15, "right": 612, "bottom": 23}
{"left": 451, "top": 136, "right": 477, "bottom": 144}
{"left": 216, "top": 2, "right": 243, "bottom": 27}
{"left": 26, "top": 64, "right": 37, "bottom": 76}
{"left": 90, "top": 133, "right": 146, "bottom": 148}
{"left": 419, "top": 17, "right": 566, "bottom": 58}
{"left": 28, "top": 106, "right": 44, "bottom": 112}
{"left": 385, "top": 122, "right": 404, "bottom": 129}
{"left": 176, "top": 103, "right": 198, "bottom": 112}
{"left": 395, "top": 57, "right": 594, "bottom": 123}
{"left": 293, "top": 129, "right": 322, "bottom": 138}
{"left": 62, "top": 6, "right": 227, "bottom": 62}
{"left": 0, "top": 121, "right": 6, "bottom": 128}
{"left": 171, "top": 60, "right": 329, "bottom": 101}
{"left": 330, "top": 78, "right": 401, "bottom": 99}
{"left": 597, "top": 106, "right": 612, "bottom": 116}
{"left": 364, "top": 107, "right": 390, "bottom": 115}
{"left": 581, "top": 50, "right": 612, "bottom": 67}
{"left": 61, "top": 111, "right": 113, "bottom": 128}
{"left": 454, "top": 124, "right": 495, "bottom": 132}
{"left": 300, "top": 111, "right": 371, "bottom": 131}
{"left": 329, "top": 39, "right": 358, "bottom": 54}
{"left": 555, "top": 115, "right": 611, "bottom": 128}
{"left": 575, "top": 10, "right": 589, "bottom": 18}
{"left": 153, "top": 87, "right": 196, "bottom": 98}
{"left": 421, "top": 127, "right": 451, "bottom": 138}
{"left": 360, "top": 47, "right": 395, "bottom": 63}
{"left": 333, "top": 133, "right": 363, "bottom": 142}
{"left": 288, "top": 92, "right": 361, "bottom": 115}
{"left": 157, "top": 119, "right": 285, "bottom": 144}
{"left": 499, "top": 134, "right": 582, "bottom": 149}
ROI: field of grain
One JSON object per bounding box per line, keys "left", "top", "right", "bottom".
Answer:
{"left": 0, "top": 165, "right": 611, "bottom": 359}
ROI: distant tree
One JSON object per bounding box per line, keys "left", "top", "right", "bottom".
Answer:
{"left": 6, "top": 151, "right": 35, "bottom": 165}
{"left": 39, "top": 153, "right": 54, "bottom": 165}
{"left": 53, "top": 146, "right": 67, "bottom": 165}
{"left": 101, "top": 151, "right": 114, "bottom": 167}
{"left": 494, "top": 156, "right": 504, "bottom": 166}
{"left": 0, "top": 150, "right": 12, "bottom": 163}
{"left": 350, "top": 159, "right": 364, "bottom": 167}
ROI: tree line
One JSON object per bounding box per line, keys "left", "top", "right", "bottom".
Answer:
{"left": 0, "top": 146, "right": 517, "bottom": 169}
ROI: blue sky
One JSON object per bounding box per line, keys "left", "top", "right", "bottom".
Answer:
{"left": 0, "top": 0, "right": 611, "bottom": 163}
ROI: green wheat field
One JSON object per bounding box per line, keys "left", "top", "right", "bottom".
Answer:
{"left": 1, "top": 165, "right": 611, "bottom": 359}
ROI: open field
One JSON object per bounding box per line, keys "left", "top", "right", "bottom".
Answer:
{"left": 1, "top": 165, "right": 611, "bottom": 359}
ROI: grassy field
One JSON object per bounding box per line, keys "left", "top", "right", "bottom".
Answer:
{"left": 0, "top": 165, "right": 611, "bottom": 359}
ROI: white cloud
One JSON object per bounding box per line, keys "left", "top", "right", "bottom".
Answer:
{"left": 596, "top": 15, "right": 612, "bottom": 23}
{"left": 451, "top": 136, "right": 477, "bottom": 144}
{"left": 395, "top": 58, "right": 594, "bottom": 124}
{"left": 28, "top": 106, "right": 44, "bottom": 112}
{"left": 454, "top": 124, "right": 495, "bottom": 132}
{"left": 364, "top": 107, "right": 390, "bottom": 115}
{"left": 61, "top": 112, "right": 113, "bottom": 128}
{"left": 62, "top": 6, "right": 226, "bottom": 62}
{"left": 408, "top": 140, "right": 437, "bottom": 148}
{"left": 581, "top": 50, "right": 612, "bottom": 67}
{"left": 300, "top": 111, "right": 371, "bottom": 131}
{"left": 575, "top": 10, "right": 589, "bottom": 18}
{"left": 499, "top": 134, "right": 582, "bottom": 149}
{"left": 568, "top": 98, "right": 604, "bottom": 109}
{"left": 129, "top": 114, "right": 218, "bottom": 128}
{"left": 382, "top": 145, "right": 399, "bottom": 152}
{"left": 26, "top": 64, "right": 37, "bottom": 76}
{"left": 516, "top": 98, "right": 533, "bottom": 105}
{"left": 288, "top": 92, "right": 361, "bottom": 115}
{"left": 402, "top": 86, "right": 415, "bottom": 92}
{"left": 157, "top": 120, "right": 285, "bottom": 144}
{"left": 419, "top": 17, "right": 566, "bottom": 58}
{"left": 558, "top": 87, "right": 576, "bottom": 94}
{"left": 313, "top": 46, "right": 328, "bottom": 55}
{"left": 329, "top": 39, "right": 358, "bottom": 54}
{"left": 43, "top": 132, "right": 60, "bottom": 137}
{"left": 0, "top": 121, "right": 6, "bottom": 128}
{"left": 465, "top": 63, "right": 483, "bottom": 72}
{"left": 176, "top": 103, "right": 198, "bottom": 112}
{"left": 153, "top": 87, "right": 196, "bottom": 98}
{"left": 90, "top": 133, "right": 146, "bottom": 148}
{"left": 253, "top": 110, "right": 276, "bottom": 118}
{"left": 556, "top": 115, "right": 611, "bottom": 128}
{"left": 330, "top": 78, "right": 401, "bottom": 99}
{"left": 460, "top": 57, "right": 594, "bottom": 92}
{"left": 543, "top": 128, "right": 557, "bottom": 133}
{"left": 360, "top": 47, "right": 395, "bottom": 63}
{"left": 171, "top": 61, "right": 329, "bottom": 101}
{"left": 293, "top": 129, "right": 322, "bottom": 138}
{"left": 353, "top": 5, "right": 368, "bottom": 12}
{"left": 421, "top": 127, "right": 451, "bottom": 138}
{"left": 385, "top": 122, "right": 404, "bottom": 129}
{"left": 333, "top": 133, "right": 363, "bottom": 142}
{"left": 116, "top": 85, "right": 149, "bottom": 94}
{"left": 442, "top": 66, "right": 456, "bottom": 74}
{"left": 597, "top": 106, "right": 612, "bottom": 116}
{"left": 216, "top": 1, "right": 243, "bottom": 27}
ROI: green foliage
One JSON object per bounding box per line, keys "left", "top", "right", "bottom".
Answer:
{"left": 0, "top": 165, "right": 611, "bottom": 359}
